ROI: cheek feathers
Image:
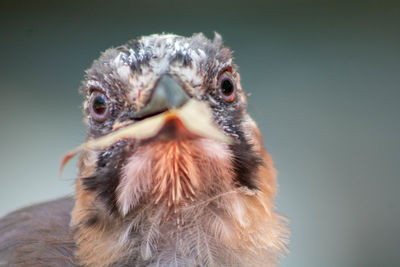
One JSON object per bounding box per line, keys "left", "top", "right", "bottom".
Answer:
{"left": 117, "top": 139, "right": 234, "bottom": 216}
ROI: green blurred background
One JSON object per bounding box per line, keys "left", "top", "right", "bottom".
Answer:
{"left": 0, "top": 0, "right": 399, "bottom": 266}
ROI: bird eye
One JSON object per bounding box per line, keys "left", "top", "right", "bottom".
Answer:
{"left": 90, "top": 91, "right": 110, "bottom": 122}
{"left": 218, "top": 71, "right": 236, "bottom": 103}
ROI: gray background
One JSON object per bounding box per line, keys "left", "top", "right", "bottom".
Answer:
{"left": 0, "top": 1, "right": 399, "bottom": 266}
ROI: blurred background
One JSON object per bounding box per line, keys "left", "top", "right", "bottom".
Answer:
{"left": 0, "top": 0, "right": 399, "bottom": 266}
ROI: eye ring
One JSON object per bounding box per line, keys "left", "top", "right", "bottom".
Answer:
{"left": 217, "top": 71, "right": 236, "bottom": 103}
{"left": 90, "top": 91, "right": 110, "bottom": 122}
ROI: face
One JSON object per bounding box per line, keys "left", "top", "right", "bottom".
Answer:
{"left": 71, "top": 34, "right": 288, "bottom": 267}
{"left": 79, "top": 33, "right": 262, "bottom": 217}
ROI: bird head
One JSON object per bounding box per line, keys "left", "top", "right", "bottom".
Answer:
{"left": 70, "top": 33, "right": 288, "bottom": 266}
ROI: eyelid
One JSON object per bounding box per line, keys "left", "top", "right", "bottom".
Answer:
{"left": 89, "top": 87, "right": 106, "bottom": 95}
{"left": 218, "top": 67, "right": 233, "bottom": 78}
{"left": 216, "top": 67, "right": 233, "bottom": 84}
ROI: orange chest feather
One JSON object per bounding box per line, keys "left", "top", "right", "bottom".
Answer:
{"left": 117, "top": 139, "right": 233, "bottom": 215}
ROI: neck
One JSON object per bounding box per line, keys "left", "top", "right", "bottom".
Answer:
{"left": 70, "top": 140, "right": 288, "bottom": 266}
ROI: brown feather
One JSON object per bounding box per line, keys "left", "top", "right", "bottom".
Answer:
{"left": 0, "top": 197, "right": 76, "bottom": 266}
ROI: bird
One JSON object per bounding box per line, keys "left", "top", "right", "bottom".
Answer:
{"left": 0, "top": 33, "right": 289, "bottom": 266}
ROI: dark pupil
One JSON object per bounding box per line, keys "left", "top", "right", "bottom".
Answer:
{"left": 93, "top": 96, "right": 106, "bottom": 114}
{"left": 221, "top": 79, "right": 234, "bottom": 96}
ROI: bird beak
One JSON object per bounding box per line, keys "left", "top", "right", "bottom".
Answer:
{"left": 132, "top": 74, "right": 190, "bottom": 120}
